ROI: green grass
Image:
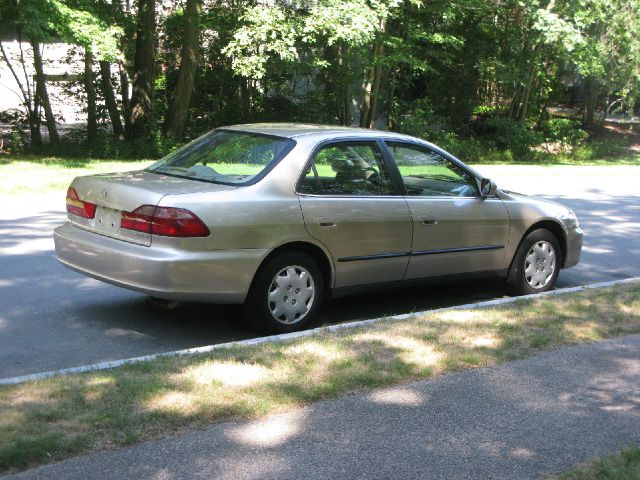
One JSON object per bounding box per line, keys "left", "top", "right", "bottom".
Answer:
{"left": 1, "top": 284, "right": 639, "bottom": 474}
{"left": 448, "top": 141, "right": 640, "bottom": 167}
{"left": 549, "top": 446, "right": 640, "bottom": 479}
{"left": 0, "top": 157, "right": 152, "bottom": 195}
{"left": 3, "top": 153, "right": 639, "bottom": 197}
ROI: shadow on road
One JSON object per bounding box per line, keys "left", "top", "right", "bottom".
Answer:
{"left": 0, "top": 186, "right": 638, "bottom": 377}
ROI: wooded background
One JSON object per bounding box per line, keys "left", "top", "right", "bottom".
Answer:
{"left": 0, "top": 0, "right": 639, "bottom": 159}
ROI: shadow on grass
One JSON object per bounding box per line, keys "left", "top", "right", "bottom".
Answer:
{"left": 1, "top": 285, "right": 639, "bottom": 474}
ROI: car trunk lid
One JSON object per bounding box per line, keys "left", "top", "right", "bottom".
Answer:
{"left": 68, "top": 170, "right": 234, "bottom": 246}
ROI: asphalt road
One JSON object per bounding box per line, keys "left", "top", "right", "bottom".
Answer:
{"left": 7, "top": 333, "right": 640, "bottom": 480}
{"left": 1, "top": 166, "right": 639, "bottom": 378}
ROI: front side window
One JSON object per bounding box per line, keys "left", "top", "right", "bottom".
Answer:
{"left": 386, "top": 142, "right": 479, "bottom": 197}
{"left": 147, "top": 130, "right": 294, "bottom": 185}
{"left": 298, "top": 142, "right": 394, "bottom": 196}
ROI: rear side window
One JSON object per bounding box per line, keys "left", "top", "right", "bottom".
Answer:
{"left": 298, "top": 142, "right": 394, "bottom": 196}
{"left": 147, "top": 130, "right": 294, "bottom": 185}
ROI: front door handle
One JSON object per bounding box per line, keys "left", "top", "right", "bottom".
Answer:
{"left": 421, "top": 219, "right": 438, "bottom": 225}
{"left": 314, "top": 217, "right": 337, "bottom": 228}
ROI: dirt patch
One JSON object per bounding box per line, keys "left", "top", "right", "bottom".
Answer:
{"left": 596, "top": 122, "right": 640, "bottom": 152}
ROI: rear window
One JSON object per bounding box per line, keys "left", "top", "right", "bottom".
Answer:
{"left": 147, "top": 130, "right": 295, "bottom": 185}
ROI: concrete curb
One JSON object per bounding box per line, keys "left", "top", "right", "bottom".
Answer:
{"left": 1, "top": 276, "right": 638, "bottom": 386}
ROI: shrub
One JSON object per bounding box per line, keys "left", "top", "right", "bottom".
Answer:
{"left": 394, "top": 98, "right": 447, "bottom": 139}
{"left": 540, "top": 118, "right": 588, "bottom": 146}
{"left": 23, "top": 129, "right": 178, "bottom": 160}
{"left": 0, "top": 109, "right": 29, "bottom": 153}
{"left": 477, "top": 117, "right": 542, "bottom": 159}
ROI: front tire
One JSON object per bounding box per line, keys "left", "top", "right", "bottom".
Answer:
{"left": 507, "top": 229, "right": 561, "bottom": 295}
{"left": 243, "top": 252, "right": 324, "bottom": 334}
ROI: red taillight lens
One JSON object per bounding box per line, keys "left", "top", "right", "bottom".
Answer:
{"left": 121, "top": 205, "right": 210, "bottom": 238}
{"left": 66, "top": 187, "right": 97, "bottom": 219}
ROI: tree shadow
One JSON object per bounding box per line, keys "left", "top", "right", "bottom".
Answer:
{"left": 3, "top": 294, "right": 638, "bottom": 477}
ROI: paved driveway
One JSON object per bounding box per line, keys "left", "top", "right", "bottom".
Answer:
{"left": 0, "top": 166, "right": 638, "bottom": 378}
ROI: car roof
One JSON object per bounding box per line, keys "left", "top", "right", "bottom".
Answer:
{"left": 220, "top": 123, "right": 417, "bottom": 141}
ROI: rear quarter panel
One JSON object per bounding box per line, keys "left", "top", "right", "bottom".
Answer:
{"left": 153, "top": 140, "right": 334, "bottom": 286}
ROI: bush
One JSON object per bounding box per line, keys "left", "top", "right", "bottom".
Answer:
{"left": 540, "top": 118, "right": 588, "bottom": 146}
{"left": 24, "top": 129, "right": 178, "bottom": 160}
{"left": 0, "top": 109, "right": 29, "bottom": 153}
{"left": 476, "top": 117, "right": 542, "bottom": 159}
{"left": 394, "top": 98, "right": 447, "bottom": 139}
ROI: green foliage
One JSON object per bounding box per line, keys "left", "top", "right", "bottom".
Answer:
{"left": 2, "top": 0, "right": 640, "bottom": 160}
{"left": 478, "top": 117, "right": 543, "bottom": 159}
{"left": 222, "top": 5, "right": 299, "bottom": 79}
{"left": 0, "top": 109, "right": 28, "bottom": 153}
{"left": 13, "top": 0, "right": 122, "bottom": 60}
{"left": 394, "top": 98, "right": 447, "bottom": 138}
{"left": 554, "top": 446, "right": 640, "bottom": 480}
{"left": 21, "top": 131, "right": 175, "bottom": 160}
{"left": 540, "top": 118, "right": 588, "bottom": 145}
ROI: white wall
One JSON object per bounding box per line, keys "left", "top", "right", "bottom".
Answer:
{"left": 0, "top": 41, "right": 85, "bottom": 124}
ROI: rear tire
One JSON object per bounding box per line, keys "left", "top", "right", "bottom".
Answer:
{"left": 243, "top": 252, "right": 324, "bottom": 334}
{"left": 507, "top": 229, "right": 561, "bottom": 295}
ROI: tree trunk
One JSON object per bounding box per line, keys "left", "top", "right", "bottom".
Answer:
{"left": 534, "top": 98, "right": 549, "bottom": 130}
{"left": 100, "top": 61, "right": 124, "bottom": 139}
{"left": 517, "top": 60, "right": 536, "bottom": 123}
{"left": 582, "top": 77, "right": 596, "bottom": 128}
{"left": 31, "top": 39, "right": 59, "bottom": 144}
{"left": 340, "top": 45, "right": 352, "bottom": 126}
{"left": 84, "top": 48, "right": 98, "bottom": 142}
{"left": 164, "top": 0, "right": 201, "bottom": 141}
{"left": 127, "top": 0, "right": 156, "bottom": 139}
{"left": 510, "top": 91, "right": 521, "bottom": 120}
{"left": 359, "top": 66, "right": 373, "bottom": 128}
{"left": 359, "top": 21, "right": 386, "bottom": 129}
{"left": 119, "top": 61, "right": 131, "bottom": 132}
{"left": 239, "top": 78, "right": 249, "bottom": 118}
{"left": 366, "top": 42, "right": 385, "bottom": 129}
{"left": 343, "top": 82, "right": 352, "bottom": 126}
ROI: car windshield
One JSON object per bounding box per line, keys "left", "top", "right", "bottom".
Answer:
{"left": 146, "top": 130, "right": 295, "bottom": 185}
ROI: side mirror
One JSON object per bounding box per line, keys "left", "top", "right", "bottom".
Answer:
{"left": 480, "top": 178, "right": 497, "bottom": 198}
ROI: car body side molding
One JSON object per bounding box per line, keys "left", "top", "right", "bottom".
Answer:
{"left": 412, "top": 245, "right": 505, "bottom": 256}
{"left": 337, "top": 245, "right": 505, "bottom": 263}
{"left": 337, "top": 252, "right": 411, "bottom": 263}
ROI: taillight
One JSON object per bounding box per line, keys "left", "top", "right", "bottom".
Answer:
{"left": 121, "top": 205, "right": 210, "bottom": 237}
{"left": 66, "top": 187, "right": 97, "bottom": 219}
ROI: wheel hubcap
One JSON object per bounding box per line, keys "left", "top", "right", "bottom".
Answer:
{"left": 524, "top": 241, "right": 556, "bottom": 289}
{"left": 267, "top": 265, "right": 315, "bottom": 324}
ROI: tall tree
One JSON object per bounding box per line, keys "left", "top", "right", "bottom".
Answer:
{"left": 164, "top": 0, "right": 201, "bottom": 141}
{"left": 30, "top": 38, "right": 60, "bottom": 144}
{"left": 359, "top": 20, "right": 386, "bottom": 129}
{"left": 127, "top": 0, "right": 156, "bottom": 139}
{"left": 84, "top": 47, "right": 98, "bottom": 142}
{"left": 100, "top": 60, "right": 124, "bottom": 139}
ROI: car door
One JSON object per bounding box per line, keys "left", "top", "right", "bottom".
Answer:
{"left": 383, "top": 141, "right": 511, "bottom": 280}
{"left": 297, "top": 140, "right": 413, "bottom": 288}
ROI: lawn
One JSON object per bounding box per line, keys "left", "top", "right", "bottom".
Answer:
{"left": 549, "top": 446, "right": 640, "bottom": 480}
{"left": 1, "top": 153, "right": 639, "bottom": 197}
{"left": 1, "top": 283, "right": 639, "bottom": 474}
{"left": 0, "top": 157, "right": 152, "bottom": 195}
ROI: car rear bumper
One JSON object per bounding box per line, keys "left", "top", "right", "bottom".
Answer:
{"left": 563, "top": 225, "right": 583, "bottom": 268}
{"left": 54, "top": 222, "right": 267, "bottom": 303}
